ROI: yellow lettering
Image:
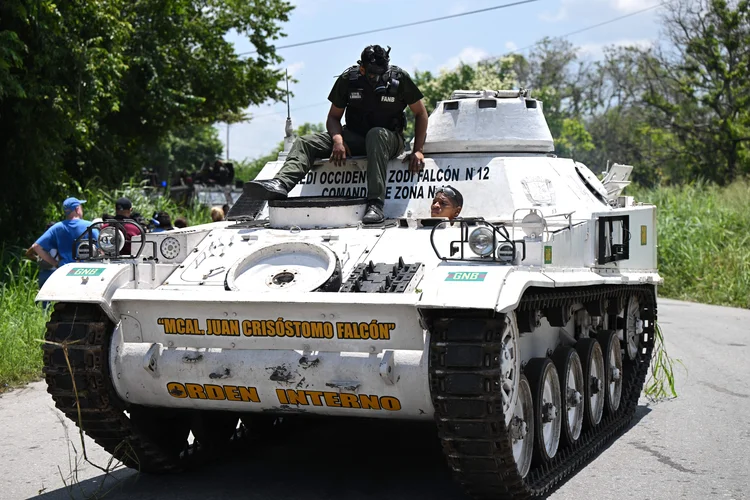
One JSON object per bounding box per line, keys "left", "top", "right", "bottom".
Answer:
{"left": 242, "top": 320, "right": 252, "bottom": 336}
{"left": 380, "top": 396, "right": 401, "bottom": 411}
{"left": 379, "top": 323, "right": 391, "bottom": 340}
{"left": 277, "top": 388, "right": 289, "bottom": 404}
{"left": 340, "top": 393, "right": 360, "bottom": 408}
{"left": 167, "top": 382, "right": 187, "bottom": 398}
{"left": 251, "top": 320, "right": 261, "bottom": 336}
{"left": 186, "top": 383, "right": 206, "bottom": 399}
{"left": 323, "top": 392, "right": 341, "bottom": 407}
{"left": 324, "top": 323, "right": 334, "bottom": 339}
{"left": 238, "top": 386, "right": 260, "bottom": 403}
{"left": 311, "top": 322, "right": 323, "bottom": 338}
{"left": 286, "top": 390, "right": 308, "bottom": 405}
{"left": 359, "top": 394, "right": 380, "bottom": 410}
{"left": 205, "top": 384, "right": 225, "bottom": 400}
{"left": 161, "top": 318, "right": 177, "bottom": 334}
{"left": 307, "top": 391, "right": 324, "bottom": 406}
{"left": 185, "top": 318, "right": 196, "bottom": 334}
{"left": 225, "top": 385, "right": 241, "bottom": 401}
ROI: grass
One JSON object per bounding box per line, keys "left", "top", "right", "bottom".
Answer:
{"left": 0, "top": 251, "right": 49, "bottom": 389}
{"left": 0, "top": 182, "right": 213, "bottom": 388}
{"left": 630, "top": 180, "right": 750, "bottom": 309}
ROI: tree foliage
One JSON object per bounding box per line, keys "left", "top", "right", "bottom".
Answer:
{"left": 402, "top": 0, "right": 750, "bottom": 187}
{"left": 0, "top": 0, "right": 292, "bottom": 245}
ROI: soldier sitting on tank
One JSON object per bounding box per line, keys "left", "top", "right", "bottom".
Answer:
{"left": 245, "top": 44, "right": 429, "bottom": 224}
{"left": 431, "top": 185, "right": 463, "bottom": 220}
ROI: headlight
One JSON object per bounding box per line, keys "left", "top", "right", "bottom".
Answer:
{"left": 468, "top": 227, "right": 495, "bottom": 256}
{"left": 98, "top": 227, "right": 125, "bottom": 255}
{"left": 496, "top": 243, "right": 515, "bottom": 263}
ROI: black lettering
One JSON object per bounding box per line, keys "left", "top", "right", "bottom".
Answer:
{"left": 385, "top": 186, "right": 392, "bottom": 199}
{"left": 481, "top": 166, "right": 490, "bottom": 180}
{"left": 465, "top": 168, "right": 474, "bottom": 181}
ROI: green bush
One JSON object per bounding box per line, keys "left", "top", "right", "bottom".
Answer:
{"left": 631, "top": 180, "right": 750, "bottom": 309}
{"left": 0, "top": 251, "right": 48, "bottom": 388}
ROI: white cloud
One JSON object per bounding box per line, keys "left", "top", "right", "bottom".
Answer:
{"left": 577, "top": 38, "right": 653, "bottom": 58}
{"left": 439, "top": 47, "right": 489, "bottom": 71}
{"left": 611, "top": 0, "right": 661, "bottom": 12}
{"left": 409, "top": 53, "right": 433, "bottom": 72}
{"left": 285, "top": 61, "right": 305, "bottom": 76}
{"left": 448, "top": 2, "right": 468, "bottom": 15}
{"left": 505, "top": 41, "right": 518, "bottom": 52}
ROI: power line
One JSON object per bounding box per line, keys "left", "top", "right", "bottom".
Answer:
{"left": 511, "top": 2, "right": 665, "bottom": 54}
{"left": 237, "top": 0, "right": 539, "bottom": 56}
{"left": 244, "top": 3, "right": 665, "bottom": 121}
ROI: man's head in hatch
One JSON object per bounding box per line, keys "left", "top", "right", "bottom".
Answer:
{"left": 431, "top": 185, "right": 463, "bottom": 220}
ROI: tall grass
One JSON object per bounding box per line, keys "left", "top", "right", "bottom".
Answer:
{"left": 0, "top": 250, "right": 49, "bottom": 388}
{"left": 631, "top": 180, "right": 750, "bottom": 309}
{"left": 0, "top": 182, "right": 214, "bottom": 388}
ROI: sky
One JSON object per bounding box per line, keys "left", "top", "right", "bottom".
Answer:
{"left": 218, "top": 0, "right": 665, "bottom": 162}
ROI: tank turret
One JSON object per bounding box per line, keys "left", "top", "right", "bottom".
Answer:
{"left": 38, "top": 89, "right": 661, "bottom": 500}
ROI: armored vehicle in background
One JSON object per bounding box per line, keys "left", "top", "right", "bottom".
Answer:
{"left": 39, "top": 89, "right": 661, "bottom": 499}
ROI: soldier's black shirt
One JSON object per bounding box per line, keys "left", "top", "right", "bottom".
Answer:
{"left": 327, "top": 66, "right": 424, "bottom": 116}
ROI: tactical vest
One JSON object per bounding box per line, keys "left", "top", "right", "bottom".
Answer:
{"left": 343, "top": 65, "right": 407, "bottom": 136}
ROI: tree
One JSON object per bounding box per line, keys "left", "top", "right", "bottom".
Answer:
{"left": 640, "top": 0, "right": 750, "bottom": 184}
{"left": 0, "top": 0, "right": 293, "bottom": 245}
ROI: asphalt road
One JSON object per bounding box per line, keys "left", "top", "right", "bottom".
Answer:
{"left": 1, "top": 298, "right": 749, "bottom": 500}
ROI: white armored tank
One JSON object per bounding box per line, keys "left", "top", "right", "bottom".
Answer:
{"left": 39, "top": 89, "right": 661, "bottom": 499}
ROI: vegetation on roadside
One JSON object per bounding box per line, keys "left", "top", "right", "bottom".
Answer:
{"left": 0, "top": 183, "right": 213, "bottom": 388}
{"left": 0, "top": 252, "right": 48, "bottom": 389}
{"left": 632, "top": 181, "right": 750, "bottom": 309}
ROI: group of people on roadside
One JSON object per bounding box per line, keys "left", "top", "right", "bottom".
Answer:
{"left": 25, "top": 196, "right": 192, "bottom": 292}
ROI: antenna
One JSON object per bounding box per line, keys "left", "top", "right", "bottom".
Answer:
{"left": 284, "top": 68, "right": 293, "bottom": 138}
{"left": 285, "top": 69, "right": 291, "bottom": 119}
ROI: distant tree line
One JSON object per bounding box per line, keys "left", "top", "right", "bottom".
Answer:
{"left": 0, "top": 0, "right": 292, "bottom": 245}
{"left": 407, "top": 0, "right": 750, "bottom": 187}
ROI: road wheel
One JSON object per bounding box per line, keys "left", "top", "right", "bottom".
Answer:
{"left": 526, "top": 357, "right": 562, "bottom": 463}
{"left": 601, "top": 331, "right": 624, "bottom": 414}
{"left": 576, "top": 338, "right": 605, "bottom": 429}
{"left": 510, "top": 374, "right": 534, "bottom": 478}
{"left": 552, "top": 346, "right": 584, "bottom": 447}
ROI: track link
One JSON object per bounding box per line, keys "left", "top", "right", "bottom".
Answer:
{"left": 428, "top": 285, "right": 657, "bottom": 499}
{"left": 43, "top": 303, "right": 192, "bottom": 472}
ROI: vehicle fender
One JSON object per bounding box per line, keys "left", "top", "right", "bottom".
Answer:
{"left": 36, "top": 263, "right": 132, "bottom": 322}
{"left": 494, "top": 268, "right": 555, "bottom": 313}
{"left": 418, "top": 264, "right": 513, "bottom": 310}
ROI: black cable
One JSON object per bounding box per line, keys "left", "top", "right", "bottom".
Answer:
{"left": 238, "top": 0, "right": 539, "bottom": 56}
{"left": 242, "top": 2, "right": 665, "bottom": 119}
{"left": 511, "top": 3, "right": 665, "bottom": 54}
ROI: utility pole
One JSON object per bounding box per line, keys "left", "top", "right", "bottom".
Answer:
{"left": 226, "top": 122, "right": 230, "bottom": 161}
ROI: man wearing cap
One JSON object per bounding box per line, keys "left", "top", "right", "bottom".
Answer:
{"left": 31, "top": 197, "right": 94, "bottom": 273}
{"left": 106, "top": 197, "right": 142, "bottom": 254}
{"left": 245, "top": 44, "right": 429, "bottom": 224}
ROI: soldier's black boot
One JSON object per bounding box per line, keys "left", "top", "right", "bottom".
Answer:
{"left": 244, "top": 179, "right": 289, "bottom": 200}
{"left": 362, "top": 200, "right": 385, "bottom": 224}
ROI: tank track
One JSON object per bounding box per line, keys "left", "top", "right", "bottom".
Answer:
{"left": 43, "top": 303, "right": 204, "bottom": 472}
{"left": 428, "top": 285, "right": 657, "bottom": 499}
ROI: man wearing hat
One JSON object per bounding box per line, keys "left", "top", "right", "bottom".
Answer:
{"left": 245, "top": 44, "right": 428, "bottom": 224}
{"left": 106, "top": 197, "right": 142, "bottom": 254}
{"left": 31, "top": 197, "right": 94, "bottom": 273}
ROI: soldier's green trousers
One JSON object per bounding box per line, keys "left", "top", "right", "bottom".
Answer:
{"left": 274, "top": 127, "right": 404, "bottom": 203}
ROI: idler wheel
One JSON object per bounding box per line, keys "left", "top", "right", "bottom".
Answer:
{"left": 129, "top": 407, "right": 190, "bottom": 459}
{"left": 525, "top": 357, "right": 562, "bottom": 463}
{"left": 552, "top": 346, "right": 584, "bottom": 447}
{"left": 576, "top": 338, "right": 605, "bottom": 429}
{"left": 601, "top": 331, "right": 624, "bottom": 414}
{"left": 510, "top": 374, "right": 534, "bottom": 478}
{"left": 623, "top": 295, "right": 643, "bottom": 361}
